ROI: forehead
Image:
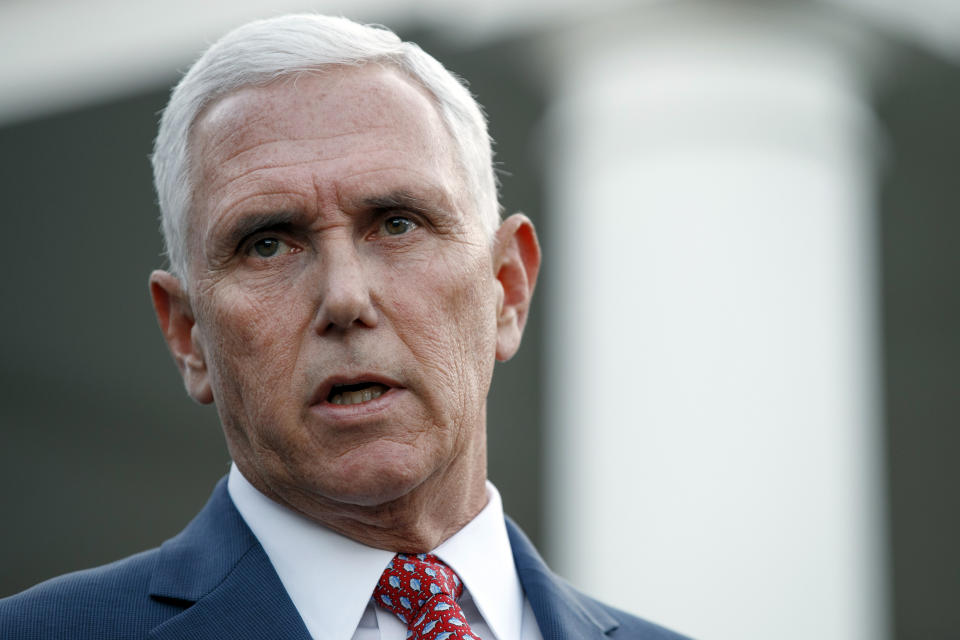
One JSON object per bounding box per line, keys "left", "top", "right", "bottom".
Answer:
{"left": 185, "top": 66, "right": 466, "bottom": 248}
{"left": 190, "top": 65, "right": 457, "bottom": 181}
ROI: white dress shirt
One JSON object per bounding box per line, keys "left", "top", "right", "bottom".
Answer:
{"left": 228, "top": 464, "right": 544, "bottom": 640}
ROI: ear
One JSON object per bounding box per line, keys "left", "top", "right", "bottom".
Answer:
{"left": 149, "top": 270, "right": 214, "bottom": 404}
{"left": 493, "top": 213, "right": 541, "bottom": 362}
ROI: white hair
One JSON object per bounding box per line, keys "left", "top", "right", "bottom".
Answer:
{"left": 151, "top": 14, "right": 500, "bottom": 278}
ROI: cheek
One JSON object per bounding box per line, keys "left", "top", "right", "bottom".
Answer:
{"left": 389, "top": 252, "right": 499, "bottom": 400}
{"left": 201, "top": 282, "right": 309, "bottom": 418}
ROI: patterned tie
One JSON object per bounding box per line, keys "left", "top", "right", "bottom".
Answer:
{"left": 373, "top": 552, "right": 481, "bottom": 640}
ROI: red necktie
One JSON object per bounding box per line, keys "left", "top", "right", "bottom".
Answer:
{"left": 373, "top": 553, "right": 481, "bottom": 640}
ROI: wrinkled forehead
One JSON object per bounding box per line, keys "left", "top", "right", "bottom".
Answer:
{"left": 188, "top": 65, "right": 461, "bottom": 185}
{"left": 181, "top": 65, "right": 474, "bottom": 275}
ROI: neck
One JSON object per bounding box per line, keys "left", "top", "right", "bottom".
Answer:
{"left": 316, "top": 476, "right": 489, "bottom": 552}
{"left": 241, "top": 447, "right": 489, "bottom": 552}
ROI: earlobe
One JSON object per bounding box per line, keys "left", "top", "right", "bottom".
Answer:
{"left": 149, "top": 270, "right": 214, "bottom": 404}
{"left": 493, "top": 214, "right": 541, "bottom": 362}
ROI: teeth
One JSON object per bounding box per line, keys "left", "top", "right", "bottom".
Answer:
{"left": 329, "top": 385, "right": 386, "bottom": 406}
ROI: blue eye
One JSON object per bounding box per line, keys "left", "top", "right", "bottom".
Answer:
{"left": 384, "top": 216, "right": 416, "bottom": 235}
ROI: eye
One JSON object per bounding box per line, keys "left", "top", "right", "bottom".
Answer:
{"left": 248, "top": 236, "right": 295, "bottom": 258}
{"left": 383, "top": 216, "right": 417, "bottom": 236}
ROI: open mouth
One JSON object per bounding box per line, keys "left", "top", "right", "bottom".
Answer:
{"left": 327, "top": 382, "right": 390, "bottom": 406}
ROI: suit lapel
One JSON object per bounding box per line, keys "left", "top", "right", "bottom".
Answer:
{"left": 506, "top": 516, "right": 619, "bottom": 640}
{"left": 146, "top": 478, "right": 312, "bottom": 640}
{"left": 142, "top": 481, "right": 624, "bottom": 640}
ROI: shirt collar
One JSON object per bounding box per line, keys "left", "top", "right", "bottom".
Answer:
{"left": 227, "top": 463, "right": 524, "bottom": 640}
{"left": 434, "top": 482, "right": 525, "bottom": 640}
{"left": 228, "top": 464, "right": 393, "bottom": 640}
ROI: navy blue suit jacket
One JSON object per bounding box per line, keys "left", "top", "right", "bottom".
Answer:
{"left": 0, "top": 479, "right": 690, "bottom": 639}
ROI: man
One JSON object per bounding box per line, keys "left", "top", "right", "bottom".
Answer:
{"left": 0, "top": 14, "right": 689, "bottom": 640}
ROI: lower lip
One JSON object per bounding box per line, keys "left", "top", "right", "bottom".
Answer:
{"left": 309, "top": 387, "right": 404, "bottom": 421}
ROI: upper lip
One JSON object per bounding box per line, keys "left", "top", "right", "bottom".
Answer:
{"left": 311, "top": 373, "right": 405, "bottom": 405}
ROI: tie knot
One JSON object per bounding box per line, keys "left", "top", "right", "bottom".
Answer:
{"left": 374, "top": 553, "right": 477, "bottom": 639}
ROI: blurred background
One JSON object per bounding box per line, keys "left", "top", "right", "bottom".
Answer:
{"left": 1, "top": 1, "right": 958, "bottom": 639}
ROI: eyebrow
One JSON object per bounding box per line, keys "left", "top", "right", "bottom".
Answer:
{"left": 361, "top": 189, "right": 456, "bottom": 220}
{"left": 211, "top": 188, "right": 458, "bottom": 253}
{"left": 218, "top": 211, "right": 298, "bottom": 251}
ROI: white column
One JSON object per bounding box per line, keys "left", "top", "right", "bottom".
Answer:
{"left": 542, "top": 6, "right": 889, "bottom": 640}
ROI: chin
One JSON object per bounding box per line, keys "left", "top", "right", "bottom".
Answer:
{"left": 331, "top": 481, "right": 417, "bottom": 508}
{"left": 305, "top": 472, "right": 425, "bottom": 512}
{"left": 308, "top": 447, "right": 437, "bottom": 509}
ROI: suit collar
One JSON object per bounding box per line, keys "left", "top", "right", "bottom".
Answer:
{"left": 148, "top": 477, "right": 254, "bottom": 602}
{"left": 147, "top": 478, "right": 312, "bottom": 640}
{"left": 145, "top": 478, "right": 621, "bottom": 640}
{"left": 506, "top": 516, "right": 620, "bottom": 639}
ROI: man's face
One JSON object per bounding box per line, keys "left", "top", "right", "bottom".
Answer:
{"left": 170, "top": 66, "right": 516, "bottom": 517}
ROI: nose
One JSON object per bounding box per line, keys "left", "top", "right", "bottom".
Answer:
{"left": 314, "top": 241, "right": 378, "bottom": 334}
